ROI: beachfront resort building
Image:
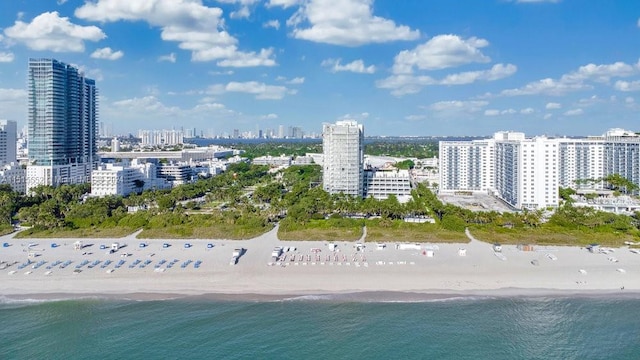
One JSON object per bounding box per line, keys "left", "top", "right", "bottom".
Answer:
{"left": 493, "top": 133, "right": 559, "bottom": 210}
{"left": 26, "top": 58, "right": 98, "bottom": 192}
{"left": 602, "top": 129, "right": 640, "bottom": 191}
{"left": 322, "top": 120, "right": 364, "bottom": 197}
{"left": 558, "top": 138, "right": 605, "bottom": 189}
{"left": 91, "top": 161, "right": 170, "bottom": 197}
{"left": 440, "top": 128, "right": 640, "bottom": 210}
{"left": 363, "top": 168, "right": 412, "bottom": 203}
{"left": 439, "top": 138, "right": 495, "bottom": 192}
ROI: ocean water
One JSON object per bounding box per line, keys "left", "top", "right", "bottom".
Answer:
{"left": 1, "top": 294, "right": 639, "bottom": 360}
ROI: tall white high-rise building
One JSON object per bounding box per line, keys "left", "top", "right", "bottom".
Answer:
{"left": 0, "top": 120, "right": 17, "bottom": 166}
{"left": 558, "top": 138, "right": 604, "bottom": 189}
{"left": 322, "top": 120, "right": 364, "bottom": 197}
{"left": 602, "top": 129, "right": 640, "bottom": 190}
{"left": 439, "top": 139, "right": 495, "bottom": 192}
{"left": 494, "top": 133, "right": 559, "bottom": 210}
{"left": 26, "top": 58, "right": 97, "bottom": 191}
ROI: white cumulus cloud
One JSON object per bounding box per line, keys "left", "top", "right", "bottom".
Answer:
{"left": 4, "top": 11, "right": 105, "bottom": 52}
{"left": 90, "top": 47, "right": 124, "bottom": 60}
{"left": 545, "top": 102, "right": 562, "bottom": 109}
{"left": 392, "top": 35, "right": 491, "bottom": 74}
{"left": 377, "top": 63, "right": 516, "bottom": 96}
{"left": 0, "top": 52, "right": 15, "bottom": 62}
{"left": 322, "top": 58, "right": 376, "bottom": 74}
{"left": 287, "top": 0, "right": 419, "bottom": 46}
{"left": 614, "top": 80, "right": 640, "bottom": 92}
{"left": 208, "top": 81, "right": 295, "bottom": 100}
{"left": 439, "top": 64, "right": 517, "bottom": 85}
{"left": 286, "top": 77, "right": 305, "bottom": 84}
{"left": 267, "top": 0, "right": 300, "bottom": 8}
{"left": 75, "top": 0, "right": 275, "bottom": 67}
{"left": 500, "top": 59, "right": 640, "bottom": 96}
{"left": 430, "top": 100, "right": 488, "bottom": 113}
{"left": 263, "top": 20, "right": 281, "bottom": 30}
{"left": 564, "top": 108, "right": 584, "bottom": 116}
{"left": 158, "top": 53, "right": 177, "bottom": 63}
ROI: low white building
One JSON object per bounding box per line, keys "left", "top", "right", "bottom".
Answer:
{"left": 252, "top": 155, "right": 292, "bottom": 167}
{"left": 293, "top": 155, "right": 315, "bottom": 165}
{"left": 26, "top": 163, "right": 93, "bottom": 193}
{"left": 157, "top": 163, "right": 192, "bottom": 185}
{"left": 364, "top": 169, "right": 412, "bottom": 203}
{"left": 91, "top": 162, "right": 170, "bottom": 197}
{"left": 0, "top": 163, "right": 26, "bottom": 193}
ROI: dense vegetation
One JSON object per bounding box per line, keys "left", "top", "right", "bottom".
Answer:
{"left": 227, "top": 142, "right": 322, "bottom": 159}
{"left": 223, "top": 140, "right": 440, "bottom": 160}
{"left": 364, "top": 141, "right": 438, "bottom": 158}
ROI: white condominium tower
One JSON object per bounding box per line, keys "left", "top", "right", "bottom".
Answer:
{"left": 493, "top": 132, "right": 559, "bottom": 210}
{"left": 440, "top": 128, "right": 640, "bottom": 210}
{"left": 558, "top": 138, "right": 604, "bottom": 189}
{"left": 602, "top": 129, "right": 640, "bottom": 188}
{"left": 26, "top": 58, "right": 98, "bottom": 191}
{"left": 440, "top": 131, "right": 560, "bottom": 209}
{"left": 322, "top": 120, "right": 364, "bottom": 197}
{"left": 439, "top": 138, "right": 495, "bottom": 192}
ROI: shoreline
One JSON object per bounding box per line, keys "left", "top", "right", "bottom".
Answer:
{"left": 2, "top": 226, "right": 639, "bottom": 302}
{"left": 3, "top": 288, "right": 640, "bottom": 304}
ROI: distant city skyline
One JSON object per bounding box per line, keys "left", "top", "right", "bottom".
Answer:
{"left": 1, "top": 1, "right": 640, "bottom": 136}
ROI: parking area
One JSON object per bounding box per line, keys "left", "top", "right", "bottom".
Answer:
{"left": 438, "top": 192, "right": 515, "bottom": 213}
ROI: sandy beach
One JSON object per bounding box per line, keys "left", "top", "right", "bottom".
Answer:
{"left": 1, "top": 226, "right": 639, "bottom": 300}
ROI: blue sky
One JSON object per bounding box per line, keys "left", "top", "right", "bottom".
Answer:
{"left": 0, "top": 0, "right": 639, "bottom": 137}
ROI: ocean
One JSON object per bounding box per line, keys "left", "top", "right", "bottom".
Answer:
{"left": 1, "top": 294, "right": 639, "bottom": 359}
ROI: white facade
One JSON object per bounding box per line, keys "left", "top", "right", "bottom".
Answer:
{"left": 322, "top": 120, "right": 364, "bottom": 197}
{"left": 157, "top": 163, "right": 192, "bottom": 185}
{"left": 111, "top": 137, "right": 121, "bottom": 152}
{"left": 26, "top": 163, "right": 93, "bottom": 192}
{"left": 494, "top": 136, "right": 559, "bottom": 210}
{"left": 91, "top": 162, "right": 170, "bottom": 197}
{"left": 138, "top": 129, "right": 184, "bottom": 146}
{"left": 439, "top": 128, "right": 640, "bottom": 210}
{"left": 0, "top": 120, "right": 17, "bottom": 166}
{"left": 439, "top": 139, "right": 495, "bottom": 192}
{"left": 252, "top": 155, "right": 292, "bottom": 166}
{"left": 0, "top": 163, "right": 26, "bottom": 193}
{"left": 558, "top": 139, "right": 604, "bottom": 189}
{"left": 364, "top": 169, "right": 412, "bottom": 203}
{"left": 602, "top": 131, "right": 640, "bottom": 192}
